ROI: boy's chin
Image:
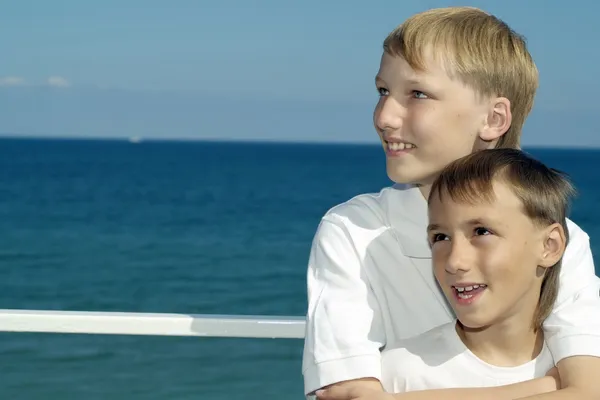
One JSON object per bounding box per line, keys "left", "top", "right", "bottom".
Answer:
{"left": 456, "top": 316, "right": 492, "bottom": 332}
{"left": 386, "top": 166, "right": 433, "bottom": 186}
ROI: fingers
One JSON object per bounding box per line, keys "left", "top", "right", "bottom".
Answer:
{"left": 315, "top": 386, "right": 356, "bottom": 400}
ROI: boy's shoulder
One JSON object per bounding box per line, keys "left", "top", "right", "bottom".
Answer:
{"left": 565, "top": 217, "right": 590, "bottom": 243}
{"left": 554, "top": 217, "right": 595, "bottom": 305}
{"left": 317, "top": 184, "right": 431, "bottom": 258}
{"left": 321, "top": 183, "right": 426, "bottom": 230}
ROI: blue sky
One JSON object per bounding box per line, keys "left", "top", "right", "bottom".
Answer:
{"left": 0, "top": 0, "right": 598, "bottom": 146}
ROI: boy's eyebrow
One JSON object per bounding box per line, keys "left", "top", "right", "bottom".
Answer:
{"left": 465, "top": 218, "right": 489, "bottom": 226}
{"left": 426, "top": 223, "right": 440, "bottom": 232}
{"left": 427, "top": 218, "right": 491, "bottom": 232}
{"left": 375, "top": 75, "right": 424, "bottom": 86}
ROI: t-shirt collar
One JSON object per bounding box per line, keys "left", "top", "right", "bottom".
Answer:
{"left": 387, "top": 183, "right": 432, "bottom": 259}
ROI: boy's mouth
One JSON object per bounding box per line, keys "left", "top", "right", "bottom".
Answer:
{"left": 385, "top": 140, "right": 416, "bottom": 152}
{"left": 452, "top": 284, "right": 487, "bottom": 300}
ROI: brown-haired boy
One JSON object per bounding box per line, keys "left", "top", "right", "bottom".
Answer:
{"left": 380, "top": 148, "right": 573, "bottom": 394}
{"left": 307, "top": 6, "right": 600, "bottom": 400}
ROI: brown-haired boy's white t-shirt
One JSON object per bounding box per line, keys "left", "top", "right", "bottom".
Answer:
{"left": 381, "top": 321, "right": 554, "bottom": 392}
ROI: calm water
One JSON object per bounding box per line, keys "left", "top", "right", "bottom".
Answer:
{"left": 1, "top": 138, "right": 599, "bottom": 399}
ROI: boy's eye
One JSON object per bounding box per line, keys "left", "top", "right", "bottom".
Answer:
{"left": 377, "top": 87, "right": 389, "bottom": 96}
{"left": 474, "top": 227, "right": 491, "bottom": 236}
{"left": 412, "top": 90, "right": 428, "bottom": 99}
{"left": 432, "top": 233, "right": 449, "bottom": 242}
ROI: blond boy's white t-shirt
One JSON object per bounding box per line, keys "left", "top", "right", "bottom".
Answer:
{"left": 302, "top": 184, "right": 600, "bottom": 395}
{"left": 381, "top": 321, "right": 555, "bottom": 392}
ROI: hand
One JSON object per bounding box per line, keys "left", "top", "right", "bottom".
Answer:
{"left": 316, "top": 385, "right": 395, "bottom": 400}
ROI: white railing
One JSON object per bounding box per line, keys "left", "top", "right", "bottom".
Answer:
{"left": 0, "top": 309, "right": 306, "bottom": 339}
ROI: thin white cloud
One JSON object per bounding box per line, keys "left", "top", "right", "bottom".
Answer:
{"left": 47, "top": 76, "right": 71, "bottom": 88}
{"left": 0, "top": 76, "right": 27, "bottom": 86}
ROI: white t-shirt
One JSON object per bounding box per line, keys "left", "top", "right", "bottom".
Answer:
{"left": 302, "top": 184, "right": 600, "bottom": 395}
{"left": 381, "top": 322, "right": 554, "bottom": 392}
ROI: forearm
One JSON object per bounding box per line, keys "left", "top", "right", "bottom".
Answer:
{"left": 315, "top": 378, "right": 384, "bottom": 399}
{"left": 316, "top": 375, "right": 558, "bottom": 400}
{"left": 515, "top": 356, "right": 600, "bottom": 400}
{"left": 389, "top": 376, "right": 557, "bottom": 400}
{"left": 326, "top": 378, "right": 384, "bottom": 392}
{"left": 516, "top": 387, "right": 595, "bottom": 399}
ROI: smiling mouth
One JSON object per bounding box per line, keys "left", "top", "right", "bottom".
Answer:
{"left": 453, "top": 284, "right": 487, "bottom": 300}
{"left": 385, "top": 141, "right": 416, "bottom": 151}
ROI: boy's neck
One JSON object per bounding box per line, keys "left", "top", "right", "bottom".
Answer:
{"left": 455, "top": 317, "right": 544, "bottom": 367}
{"left": 416, "top": 183, "right": 432, "bottom": 199}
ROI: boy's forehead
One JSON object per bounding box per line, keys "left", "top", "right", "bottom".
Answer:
{"left": 428, "top": 180, "right": 527, "bottom": 220}
{"left": 428, "top": 195, "right": 496, "bottom": 215}
{"left": 378, "top": 51, "right": 451, "bottom": 83}
{"left": 427, "top": 200, "right": 526, "bottom": 233}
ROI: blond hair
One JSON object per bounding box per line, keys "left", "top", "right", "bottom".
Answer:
{"left": 383, "top": 7, "right": 538, "bottom": 149}
{"left": 429, "top": 148, "right": 575, "bottom": 330}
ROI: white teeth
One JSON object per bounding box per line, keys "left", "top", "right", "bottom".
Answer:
{"left": 454, "top": 284, "right": 486, "bottom": 294}
{"left": 387, "top": 141, "right": 415, "bottom": 151}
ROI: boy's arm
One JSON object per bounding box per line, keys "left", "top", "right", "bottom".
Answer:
{"left": 317, "top": 358, "right": 600, "bottom": 400}
{"left": 303, "top": 217, "right": 386, "bottom": 396}
{"left": 316, "top": 376, "right": 559, "bottom": 400}
{"left": 516, "top": 356, "right": 600, "bottom": 399}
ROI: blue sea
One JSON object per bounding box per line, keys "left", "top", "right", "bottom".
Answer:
{"left": 1, "top": 138, "right": 599, "bottom": 399}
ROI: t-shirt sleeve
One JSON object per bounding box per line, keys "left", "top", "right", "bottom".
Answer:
{"left": 302, "top": 217, "right": 385, "bottom": 395}
{"left": 543, "top": 219, "right": 600, "bottom": 362}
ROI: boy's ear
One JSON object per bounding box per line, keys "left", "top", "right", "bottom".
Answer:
{"left": 538, "top": 223, "right": 567, "bottom": 269}
{"left": 479, "top": 97, "right": 512, "bottom": 143}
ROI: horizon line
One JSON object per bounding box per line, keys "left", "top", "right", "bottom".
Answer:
{"left": 0, "top": 133, "right": 597, "bottom": 150}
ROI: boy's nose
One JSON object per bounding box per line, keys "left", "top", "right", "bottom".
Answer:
{"left": 445, "top": 240, "right": 473, "bottom": 275}
{"left": 375, "top": 96, "right": 405, "bottom": 133}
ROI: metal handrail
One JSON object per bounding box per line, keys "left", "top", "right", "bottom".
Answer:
{"left": 0, "top": 309, "right": 306, "bottom": 339}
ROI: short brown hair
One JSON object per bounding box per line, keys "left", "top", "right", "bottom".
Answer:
{"left": 383, "top": 7, "right": 538, "bottom": 149}
{"left": 429, "top": 148, "right": 576, "bottom": 330}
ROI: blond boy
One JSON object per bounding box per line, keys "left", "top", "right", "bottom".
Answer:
{"left": 306, "top": 7, "right": 600, "bottom": 400}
